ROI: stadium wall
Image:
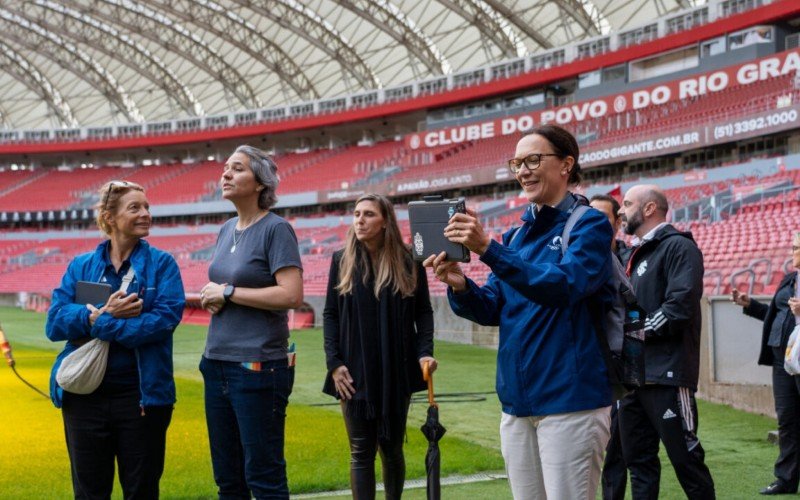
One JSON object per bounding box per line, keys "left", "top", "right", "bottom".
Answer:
{"left": 700, "top": 296, "right": 776, "bottom": 417}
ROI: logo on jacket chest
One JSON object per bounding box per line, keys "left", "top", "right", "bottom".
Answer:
{"left": 636, "top": 260, "right": 648, "bottom": 277}
{"left": 547, "top": 236, "right": 563, "bottom": 251}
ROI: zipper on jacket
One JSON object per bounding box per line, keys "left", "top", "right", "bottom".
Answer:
{"left": 134, "top": 347, "right": 145, "bottom": 415}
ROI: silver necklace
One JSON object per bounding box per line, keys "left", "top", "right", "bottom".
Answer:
{"left": 230, "top": 228, "right": 243, "bottom": 253}
{"left": 230, "top": 212, "right": 265, "bottom": 253}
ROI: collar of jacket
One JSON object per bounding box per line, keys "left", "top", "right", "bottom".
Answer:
{"left": 779, "top": 271, "right": 797, "bottom": 290}
{"left": 91, "top": 239, "right": 149, "bottom": 281}
{"left": 521, "top": 192, "right": 581, "bottom": 224}
{"left": 638, "top": 223, "right": 696, "bottom": 248}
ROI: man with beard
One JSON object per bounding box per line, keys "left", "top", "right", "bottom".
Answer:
{"left": 617, "top": 184, "right": 715, "bottom": 500}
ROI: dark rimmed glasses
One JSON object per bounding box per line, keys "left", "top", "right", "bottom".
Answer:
{"left": 507, "top": 153, "right": 561, "bottom": 174}
{"left": 102, "top": 180, "right": 132, "bottom": 211}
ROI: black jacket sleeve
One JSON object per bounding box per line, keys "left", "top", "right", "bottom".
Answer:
{"left": 323, "top": 253, "right": 344, "bottom": 372}
{"left": 743, "top": 299, "right": 769, "bottom": 322}
{"left": 413, "top": 263, "right": 434, "bottom": 359}
{"left": 644, "top": 237, "right": 704, "bottom": 340}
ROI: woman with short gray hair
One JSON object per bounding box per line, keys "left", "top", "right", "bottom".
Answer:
{"left": 234, "top": 145, "right": 280, "bottom": 210}
{"left": 199, "top": 145, "right": 303, "bottom": 499}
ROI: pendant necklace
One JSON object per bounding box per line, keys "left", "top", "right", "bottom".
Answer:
{"left": 230, "top": 211, "right": 266, "bottom": 253}
{"left": 230, "top": 229, "right": 243, "bottom": 253}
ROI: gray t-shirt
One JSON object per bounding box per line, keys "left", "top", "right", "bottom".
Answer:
{"left": 204, "top": 212, "right": 303, "bottom": 362}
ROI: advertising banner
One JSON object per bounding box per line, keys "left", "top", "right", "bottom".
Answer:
{"left": 404, "top": 48, "right": 800, "bottom": 151}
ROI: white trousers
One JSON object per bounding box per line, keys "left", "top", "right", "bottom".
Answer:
{"left": 500, "top": 406, "right": 611, "bottom": 500}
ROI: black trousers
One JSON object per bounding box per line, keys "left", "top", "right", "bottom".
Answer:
{"left": 62, "top": 388, "right": 173, "bottom": 500}
{"left": 602, "top": 401, "right": 627, "bottom": 500}
{"left": 618, "top": 385, "right": 715, "bottom": 500}
{"left": 341, "top": 400, "right": 409, "bottom": 500}
{"left": 771, "top": 346, "right": 800, "bottom": 491}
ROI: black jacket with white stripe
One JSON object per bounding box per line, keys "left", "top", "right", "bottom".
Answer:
{"left": 628, "top": 224, "right": 704, "bottom": 390}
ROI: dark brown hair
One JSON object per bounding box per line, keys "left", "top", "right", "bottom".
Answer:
{"left": 524, "top": 125, "right": 582, "bottom": 185}
{"left": 590, "top": 194, "right": 620, "bottom": 221}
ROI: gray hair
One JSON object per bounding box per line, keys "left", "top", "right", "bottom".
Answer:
{"left": 234, "top": 145, "right": 279, "bottom": 209}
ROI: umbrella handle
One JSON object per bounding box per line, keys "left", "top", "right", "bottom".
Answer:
{"left": 423, "top": 360, "right": 437, "bottom": 408}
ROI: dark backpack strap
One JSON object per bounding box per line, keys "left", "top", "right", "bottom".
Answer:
{"left": 560, "top": 204, "right": 590, "bottom": 256}
{"left": 559, "top": 204, "right": 625, "bottom": 392}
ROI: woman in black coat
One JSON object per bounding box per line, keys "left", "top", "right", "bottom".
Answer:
{"left": 732, "top": 236, "right": 800, "bottom": 495}
{"left": 323, "top": 193, "right": 437, "bottom": 500}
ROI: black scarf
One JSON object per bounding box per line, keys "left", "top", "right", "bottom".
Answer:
{"left": 346, "top": 256, "right": 407, "bottom": 433}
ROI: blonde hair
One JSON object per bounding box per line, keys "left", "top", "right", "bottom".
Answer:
{"left": 336, "top": 194, "right": 417, "bottom": 298}
{"left": 95, "top": 180, "right": 145, "bottom": 235}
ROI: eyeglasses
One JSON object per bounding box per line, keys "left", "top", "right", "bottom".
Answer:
{"left": 507, "top": 153, "right": 561, "bottom": 174}
{"left": 102, "top": 181, "right": 131, "bottom": 211}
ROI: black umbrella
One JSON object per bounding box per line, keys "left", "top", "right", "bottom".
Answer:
{"left": 420, "top": 362, "right": 446, "bottom": 500}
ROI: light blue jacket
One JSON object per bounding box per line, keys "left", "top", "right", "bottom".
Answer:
{"left": 46, "top": 239, "right": 185, "bottom": 408}
{"left": 449, "top": 195, "right": 613, "bottom": 417}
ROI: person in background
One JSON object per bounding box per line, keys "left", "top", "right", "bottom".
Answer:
{"left": 199, "top": 145, "right": 303, "bottom": 499}
{"left": 617, "top": 184, "right": 715, "bottom": 499}
{"left": 426, "top": 125, "right": 613, "bottom": 499}
{"left": 590, "top": 194, "right": 632, "bottom": 266}
{"left": 46, "top": 180, "right": 185, "bottom": 499}
{"left": 590, "top": 193, "right": 631, "bottom": 500}
{"left": 732, "top": 232, "right": 800, "bottom": 495}
{"left": 323, "top": 193, "right": 437, "bottom": 500}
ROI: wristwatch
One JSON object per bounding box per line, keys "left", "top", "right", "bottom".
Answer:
{"left": 223, "top": 285, "right": 235, "bottom": 302}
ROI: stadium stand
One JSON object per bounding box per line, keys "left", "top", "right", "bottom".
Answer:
{"left": 587, "top": 73, "right": 799, "bottom": 145}
{"left": 0, "top": 168, "right": 120, "bottom": 211}
{"left": 278, "top": 142, "right": 407, "bottom": 193}
{"left": 0, "top": 0, "right": 798, "bottom": 327}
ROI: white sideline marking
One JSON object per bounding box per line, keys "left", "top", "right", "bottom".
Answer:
{"left": 293, "top": 472, "right": 508, "bottom": 498}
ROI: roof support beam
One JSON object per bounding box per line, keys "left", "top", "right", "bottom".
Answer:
{"left": 231, "top": 0, "right": 381, "bottom": 90}
{"left": 139, "top": 0, "right": 318, "bottom": 100}
{"left": 0, "top": 39, "right": 76, "bottom": 127}
{"left": 553, "top": 0, "right": 604, "bottom": 35}
{"left": 437, "top": 0, "right": 526, "bottom": 57}
{"left": 480, "top": 0, "right": 558, "bottom": 49}
{"left": 12, "top": 0, "right": 204, "bottom": 117}
{"left": 334, "top": 0, "right": 451, "bottom": 75}
{"left": 72, "top": 0, "right": 261, "bottom": 108}
{"left": 0, "top": 8, "right": 142, "bottom": 123}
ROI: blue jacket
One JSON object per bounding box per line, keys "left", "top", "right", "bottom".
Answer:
{"left": 46, "top": 239, "right": 185, "bottom": 408}
{"left": 449, "top": 195, "right": 613, "bottom": 417}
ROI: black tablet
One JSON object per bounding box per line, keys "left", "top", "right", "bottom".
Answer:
{"left": 408, "top": 196, "right": 470, "bottom": 262}
{"left": 75, "top": 281, "right": 112, "bottom": 306}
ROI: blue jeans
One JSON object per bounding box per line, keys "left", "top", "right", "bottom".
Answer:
{"left": 200, "top": 356, "right": 294, "bottom": 500}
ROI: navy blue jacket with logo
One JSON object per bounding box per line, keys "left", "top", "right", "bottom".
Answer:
{"left": 627, "top": 224, "right": 704, "bottom": 390}
{"left": 448, "top": 194, "right": 613, "bottom": 417}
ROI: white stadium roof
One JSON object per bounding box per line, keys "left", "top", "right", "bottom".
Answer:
{"left": 0, "top": 0, "right": 704, "bottom": 130}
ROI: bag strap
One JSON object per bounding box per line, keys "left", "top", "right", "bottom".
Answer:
{"left": 560, "top": 204, "right": 590, "bottom": 256}
{"left": 510, "top": 203, "right": 590, "bottom": 251}
{"left": 119, "top": 266, "right": 136, "bottom": 294}
{"left": 558, "top": 203, "right": 624, "bottom": 386}
{"left": 509, "top": 225, "right": 525, "bottom": 247}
